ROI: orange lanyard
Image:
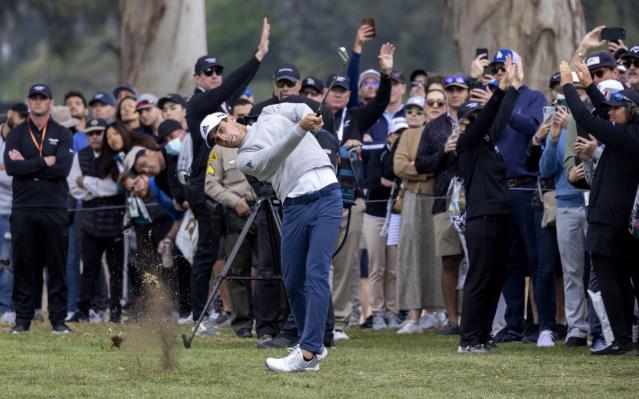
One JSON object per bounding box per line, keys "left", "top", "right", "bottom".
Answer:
{"left": 28, "top": 119, "right": 48, "bottom": 155}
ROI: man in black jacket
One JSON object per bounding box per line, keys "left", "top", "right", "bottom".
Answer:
{"left": 67, "top": 119, "right": 125, "bottom": 323}
{"left": 4, "top": 84, "right": 74, "bottom": 333}
{"left": 185, "top": 18, "right": 269, "bottom": 328}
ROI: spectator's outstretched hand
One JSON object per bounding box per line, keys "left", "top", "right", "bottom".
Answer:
{"left": 579, "top": 26, "right": 606, "bottom": 51}
{"left": 574, "top": 61, "right": 593, "bottom": 87}
{"left": 255, "top": 17, "right": 270, "bottom": 61}
{"left": 608, "top": 39, "right": 628, "bottom": 54}
{"left": 353, "top": 24, "right": 374, "bottom": 54}
{"left": 559, "top": 61, "right": 573, "bottom": 86}
{"left": 378, "top": 43, "right": 395, "bottom": 76}
{"left": 498, "top": 55, "right": 515, "bottom": 90}
{"left": 470, "top": 54, "right": 490, "bottom": 79}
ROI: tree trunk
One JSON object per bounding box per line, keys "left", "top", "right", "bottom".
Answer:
{"left": 447, "top": 0, "right": 586, "bottom": 93}
{"left": 118, "top": 0, "right": 206, "bottom": 96}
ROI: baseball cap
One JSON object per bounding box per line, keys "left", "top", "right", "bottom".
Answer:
{"left": 112, "top": 84, "right": 139, "bottom": 100}
{"left": 28, "top": 84, "right": 52, "bottom": 99}
{"left": 124, "top": 146, "right": 148, "bottom": 173}
{"left": 136, "top": 93, "right": 158, "bottom": 111}
{"left": 405, "top": 96, "right": 426, "bottom": 109}
{"left": 157, "top": 93, "right": 187, "bottom": 109}
{"left": 389, "top": 117, "right": 409, "bottom": 134}
{"left": 585, "top": 51, "right": 616, "bottom": 70}
{"left": 89, "top": 92, "right": 115, "bottom": 107}
{"left": 301, "top": 76, "right": 324, "bottom": 93}
{"left": 390, "top": 70, "right": 406, "bottom": 84}
{"left": 327, "top": 74, "right": 351, "bottom": 90}
{"left": 84, "top": 118, "right": 108, "bottom": 134}
{"left": 10, "top": 103, "right": 29, "bottom": 118}
{"left": 549, "top": 72, "right": 561, "bottom": 89}
{"left": 622, "top": 45, "right": 639, "bottom": 61}
{"left": 200, "top": 112, "right": 229, "bottom": 147}
{"left": 273, "top": 64, "right": 300, "bottom": 83}
{"left": 443, "top": 74, "right": 469, "bottom": 89}
{"left": 597, "top": 79, "right": 625, "bottom": 101}
{"left": 50, "top": 106, "right": 80, "bottom": 128}
{"left": 194, "top": 55, "right": 224, "bottom": 74}
{"left": 158, "top": 119, "right": 183, "bottom": 140}
{"left": 605, "top": 89, "right": 639, "bottom": 108}
{"left": 358, "top": 69, "right": 381, "bottom": 87}
{"left": 457, "top": 100, "right": 483, "bottom": 121}
{"left": 409, "top": 69, "right": 428, "bottom": 83}
{"left": 491, "top": 48, "right": 521, "bottom": 65}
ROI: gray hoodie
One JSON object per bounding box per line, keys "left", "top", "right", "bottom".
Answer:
{"left": 0, "top": 127, "right": 13, "bottom": 215}
{"left": 236, "top": 103, "right": 332, "bottom": 201}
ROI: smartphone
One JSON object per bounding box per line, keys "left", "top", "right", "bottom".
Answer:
{"left": 362, "top": 18, "right": 376, "bottom": 38}
{"left": 601, "top": 27, "right": 625, "bottom": 43}
{"left": 475, "top": 48, "right": 489, "bottom": 58}
{"left": 543, "top": 106, "right": 556, "bottom": 122}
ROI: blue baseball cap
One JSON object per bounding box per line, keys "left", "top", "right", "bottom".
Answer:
{"left": 491, "top": 48, "right": 521, "bottom": 65}
{"left": 443, "top": 74, "right": 469, "bottom": 89}
{"left": 28, "top": 83, "right": 52, "bottom": 99}
{"left": 89, "top": 92, "right": 115, "bottom": 107}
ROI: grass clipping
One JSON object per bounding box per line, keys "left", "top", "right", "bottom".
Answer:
{"left": 122, "top": 272, "right": 178, "bottom": 372}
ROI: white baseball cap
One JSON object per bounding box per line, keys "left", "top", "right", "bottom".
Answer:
{"left": 597, "top": 79, "right": 625, "bottom": 101}
{"left": 389, "top": 117, "right": 409, "bottom": 134}
{"left": 405, "top": 96, "right": 426, "bottom": 109}
{"left": 200, "top": 112, "right": 229, "bottom": 147}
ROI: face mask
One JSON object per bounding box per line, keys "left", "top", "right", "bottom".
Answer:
{"left": 166, "top": 137, "right": 183, "bottom": 156}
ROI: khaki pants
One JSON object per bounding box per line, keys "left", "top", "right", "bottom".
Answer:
{"left": 363, "top": 214, "right": 398, "bottom": 314}
{"left": 331, "top": 198, "right": 364, "bottom": 330}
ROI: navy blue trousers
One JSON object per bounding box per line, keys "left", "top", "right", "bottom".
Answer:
{"left": 281, "top": 184, "right": 342, "bottom": 354}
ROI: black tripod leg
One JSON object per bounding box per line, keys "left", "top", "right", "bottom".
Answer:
{"left": 183, "top": 199, "right": 264, "bottom": 349}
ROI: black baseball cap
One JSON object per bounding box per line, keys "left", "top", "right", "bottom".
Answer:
{"left": 157, "top": 93, "right": 187, "bottom": 109}
{"left": 326, "top": 74, "right": 351, "bottom": 90}
{"left": 84, "top": 118, "right": 108, "bottom": 134}
{"left": 194, "top": 55, "right": 224, "bottom": 74}
{"left": 457, "top": 100, "right": 483, "bottom": 121}
{"left": 622, "top": 45, "right": 639, "bottom": 61}
{"left": 158, "top": 119, "right": 183, "bottom": 140}
{"left": 301, "top": 76, "right": 324, "bottom": 93}
{"left": 28, "top": 84, "right": 52, "bottom": 99}
{"left": 585, "top": 51, "right": 617, "bottom": 70}
{"left": 409, "top": 69, "right": 428, "bottom": 83}
{"left": 391, "top": 70, "right": 406, "bottom": 84}
{"left": 273, "top": 64, "right": 300, "bottom": 83}
{"left": 89, "top": 92, "right": 115, "bottom": 107}
{"left": 549, "top": 72, "right": 561, "bottom": 89}
{"left": 112, "top": 84, "right": 139, "bottom": 100}
{"left": 10, "top": 103, "right": 29, "bottom": 118}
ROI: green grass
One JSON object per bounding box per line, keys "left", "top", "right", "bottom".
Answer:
{"left": 0, "top": 323, "right": 637, "bottom": 399}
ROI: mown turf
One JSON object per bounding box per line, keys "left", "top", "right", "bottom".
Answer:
{"left": 0, "top": 322, "right": 637, "bottom": 399}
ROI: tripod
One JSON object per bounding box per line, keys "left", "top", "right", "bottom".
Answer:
{"left": 182, "top": 196, "right": 283, "bottom": 349}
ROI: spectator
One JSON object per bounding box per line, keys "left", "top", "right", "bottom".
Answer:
{"left": 158, "top": 94, "right": 188, "bottom": 129}
{"left": 64, "top": 91, "right": 89, "bottom": 134}
{"left": 67, "top": 119, "right": 125, "bottom": 323}
{"left": 409, "top": 69, "right": 428, "bottom": 98}
{"left": 621, "top": 45, "right": 639, "bottom": 90}
{"left": 424, "top": 89, "right": 447, "bottom": 122}
{"left": 239, "top": 87, "right": 254, "bottom": 104}
{"left": 136, "top": 93, "right": 164, "bottom": 140}
{"left": 300, "top": 76, "right": 324, "bottom": 103}
{"left": 89, "top": 92, "right": 116, "bottom": 121}
{"left": 4, "top": 84, "right": 74, "bottom": 334}
{"left": 112, "top": 84, "right": 139, "bottom": 102}
{"left": 347, "top": 23, "right": 376, "bottom": 108}
{"left": 116, "top": 96, "right": 140, "bottom": 130}
{"left": 97, "top": 121, "right": 157, "bottom": 182}
{"left": 231, "top": 98, "right": 253, "bottom": 118}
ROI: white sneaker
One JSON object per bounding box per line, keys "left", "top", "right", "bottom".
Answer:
{"left": 397, "top": 320, "right": 423, "bottom": 334}
{"left": 266, "top": 347, "right": 319, "bottom": 372}
{"left": 537, "top": 329, "right": 556, "bottom": 348}
{"left": 287, "top": 344, "right": 328, "bottom": 361}
{"left": 0, "top": 311, "right": 15, "bottom": 325}
{"left": 64, "top": 312, "right": 75, "bottom": 322}
{"left": 177, "top": 313, "right": 193, "bottom": 325}
{"left": 419, "top": 313, "right": 438, "bottom": 330}
{"left": 193, "top": 321, "right": 219, "bottom": 336}
{"left": 88, "top": 309, "right": 103, "bottom": 324}
{"left": 334, "top": 329, "right": 350, "bottom": 341}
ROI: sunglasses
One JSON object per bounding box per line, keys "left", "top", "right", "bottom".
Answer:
{"left": 275, "top": 80, "right": 296, "bottom": 89}
{"left": 301, "top": 89, "right": 320, "bottom": 97}
{"left": 86, "top": 130, "right": 104, "bottom": 137}
{"left": 426, "top": 100, "right": 445, "bottom": 108}
{"left": 202, "top": 66, "right": 223, "bottom": 77}
{"left": 623, "top": 59, "right": 639, "bottom": 69}
{"left": 361, "top": 81, "right": 379, "bottom": 89}
{"left": 491, "top": 64, "right": 506, "bottom": 74}
{"left": 590, "top": 68, "right": 610, "bottom": 79}
{"left": 444, "top": 75, "right": 467, "bottom": 86}
{"left": 411, "top": 80, "right": 426, "bottom": 87}
{"left": 405, "top": 108, "right": 424, "bottom": 116}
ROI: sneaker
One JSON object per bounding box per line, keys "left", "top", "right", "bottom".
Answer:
{"left": 632, "top": 322, "right": 639, "bottom": 345}
{"left": 215, "top": 312, "right": 231, "bottom": 327}
{"left": 591, "top": 336, "right": 607, "bottom": 351}
{"left": 591, "top": 339, "right": 637, "bottom": 356}
{"left": 236, "top": 328, "right": 252, "bottom": 339}
{"left": 0, "top": 311, "right": 16, "bottom": 325}
{"left": 177, "top": 313, "right": 193, "bottom": 325}
{"left": 256, "top": 334, "right": 274, "bottom": 349}
{"left": 64, "top": 312, "right": 75, "bottom": 322}
{"left": 372, "top": 313, "right": 387, "bottom": 330}
{"left": 9, "top": 324, "right": 29, "bottom": 334}
{"left": 493, "top": 326, "right": 523, "bottom": 343}
{"left": 565, "top": 336, "right": 587, "bottom": 347}
{"left": 522, "top": 325, "right": 540, "bottom": 344}
{"left": 484, "top": 339, "right": 499, "bottom": 350}
{"left": 397, "top": 320, "right": 423, "bottom": 334}
{"left": 434, "top": 311, "right": 448, "bottom": 327}
{"left": 265, "top": 347, "right": 319, "bottom": 372}
{"left": 386, "top": 313, "right": 402, "bottom": 330}
{"left": 287, "top": 344, "right": 329, "bottom": 361}
{"left": 419, "top": 313, "right": 439, "bottom": 331}
{"left": 260, "top": 335, "right": 297, "bottom": 349}
{"left": 457, "top": 344, "right": 488, "bottom": 353}
{"left": 359, "top": 315, "right": 373, "bottom": 329}
{"left": 88, "top": 309, "right": 103, "bottom": 324}
{"left": 438, "top": 322, "right": 460, "bottom": 336}
{"left": 52, "top": 323, "right": 74, "bottom": 334}
{"left": 555, "top": 324, "right": 568, "bottom": 341}
{"left": 537, "top": 329, "right": 556, "bottom": 348}
{"left": 193, "top": 321, "right": 219, "bottom": 336}
{"left": 67, "top": 312, "right": 89, "bottom": 323}
{"left": 334, "top": 329, "right": 350, "bottom": 341}
{"left": 32, "top": 310, "right": 45, "bottom": 323}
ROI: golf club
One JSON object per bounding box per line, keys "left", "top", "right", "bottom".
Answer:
{"left": 316, "top": 46, "right": 349, "bottom": 116}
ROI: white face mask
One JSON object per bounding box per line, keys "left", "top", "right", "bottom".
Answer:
{"left": 165, "top": 137, "right": 183, "bottom": 156}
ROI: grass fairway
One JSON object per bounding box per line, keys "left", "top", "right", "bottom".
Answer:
{"left": 0, "top": 323, "right": 637, "bottom": 399}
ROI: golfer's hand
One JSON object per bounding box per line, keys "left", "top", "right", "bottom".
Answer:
{"left": 299, "top": 114, "right": 323, "bottom": 131}
{"left": 378, "top": 43, "right": 395, "bottom": 76}
{"left": 235, "top": 197, "right": 251, "bottom": 217}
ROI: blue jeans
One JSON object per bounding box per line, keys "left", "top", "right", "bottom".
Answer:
{"left": 533, "top": 210, "right": 559, "bottom": 331}
{"left": 66, "top": 220, "right": 81, "bottom": 313}
{"left": 502, "top": 181, "right": 540, "bottom": 331}
{"left": 0, "top": 214, "right": 12, "bottom": 314}
{"left": 281, "top": 184, "right": 342, "bottom": 354}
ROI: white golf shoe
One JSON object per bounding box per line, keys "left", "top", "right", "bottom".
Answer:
{"left": 266, "top": 347, "right": 320, "bottom": 372}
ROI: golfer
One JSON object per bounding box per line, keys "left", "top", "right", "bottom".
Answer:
{"left": 200, "top": 102, "right": 342, "bottom": 372}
